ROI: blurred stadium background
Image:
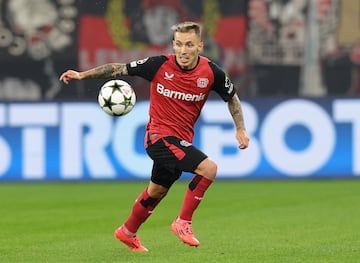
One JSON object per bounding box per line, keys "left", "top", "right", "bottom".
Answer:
{"left": 0, "top": 0, "right": 359, "bottom": 181}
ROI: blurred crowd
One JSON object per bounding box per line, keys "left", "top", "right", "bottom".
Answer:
{"left": 0, "top": 0, "right": 359, "bottom": 101}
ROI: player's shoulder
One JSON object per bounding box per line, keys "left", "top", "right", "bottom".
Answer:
{"left": 150, "top": 55, "right": 169, "bottom": 63}
{"left": 200, "top": 56, "right": 225, "bottom": 78}
{"left": 127, "top": 55, "right": 169, "bottom": 81}
{"left": 129, "top": 55, "right": 168, "bottom": 67}
{"left": 199, "top": 55, "right": 211, "bottom": 63}
{"left": 201, "top": 56, "right": 219, "bottom": 69}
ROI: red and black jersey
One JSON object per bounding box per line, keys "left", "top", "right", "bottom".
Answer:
{"left": 126, "top": 54, "right": 235, "bottom": 143}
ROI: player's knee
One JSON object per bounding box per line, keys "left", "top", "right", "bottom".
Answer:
{"left": 195, "top": 158, "right": 217, "bottom": 180}
{"left": 206, "top": 160, "right": 218, "bottom": 180}
{"left": 148, "top": 182, "right": 169, "bottom": 199}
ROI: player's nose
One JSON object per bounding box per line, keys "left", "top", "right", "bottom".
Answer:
{"left": 180, "top": 45, "right": 187, "bottom": 53}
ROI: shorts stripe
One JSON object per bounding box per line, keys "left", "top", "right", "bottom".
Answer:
{"left": 162, "top": 138, "right": 186, "bottom": 160}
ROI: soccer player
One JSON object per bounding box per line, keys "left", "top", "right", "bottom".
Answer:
{"left": 59, "top": 21, "right": 249, "bottom": 252}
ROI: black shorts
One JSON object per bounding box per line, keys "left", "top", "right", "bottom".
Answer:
{"left": 146, "top": 135, "right": 208, "bottom": 188}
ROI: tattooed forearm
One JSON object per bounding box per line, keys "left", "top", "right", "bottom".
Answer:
{"left": 228, "top": 93, "right": 246, "bottom": 130}
{"left": 81, "top": 63, "right": 128, "bottom": 79}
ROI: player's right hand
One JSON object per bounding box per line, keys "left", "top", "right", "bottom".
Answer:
{"left": 236, "top": 129, "right": 250, "bottom": 150}
{"left": 59, "top": 70, "right": 82, "bottom": 84}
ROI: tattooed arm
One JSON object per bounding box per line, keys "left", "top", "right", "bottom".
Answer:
{"left": 59, "top": 63, "right": 128, "bottom": 84}
{"left": 228, "top": 93, "right": 250, "bottom": 149}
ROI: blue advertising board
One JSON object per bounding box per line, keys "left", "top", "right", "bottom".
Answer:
{"left": 0, "top": 98, "right": 359, "bottom": 181}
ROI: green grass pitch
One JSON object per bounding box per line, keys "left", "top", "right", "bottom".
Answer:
{"left": 1, "top": 179, "right": 359, "bottom": 263}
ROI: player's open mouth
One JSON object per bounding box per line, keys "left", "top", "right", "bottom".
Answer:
{"left": 180, "top": 57, "right": 189, "bottom": 63}
{"left": 180, "top": 57, "right": 189, "bottom": 64}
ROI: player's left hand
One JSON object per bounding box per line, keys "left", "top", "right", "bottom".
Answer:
{"left": 236, "top": 129, "right": 249, "bottom": 150}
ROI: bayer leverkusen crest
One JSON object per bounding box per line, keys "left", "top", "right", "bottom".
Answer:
{"left": 197, "top": 78, "right": 209, "bottom": 88}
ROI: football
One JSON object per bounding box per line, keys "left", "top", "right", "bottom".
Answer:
{"left": 98, "top": 79, "right": 136, "bottom": 116}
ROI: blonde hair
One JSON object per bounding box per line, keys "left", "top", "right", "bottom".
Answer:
{"left": 171, "top": 21, "right": 202, "bottom": 39}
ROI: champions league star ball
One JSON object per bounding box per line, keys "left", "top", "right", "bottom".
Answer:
{"left": 98, "top": 79, "right": 136, "bottom": 116}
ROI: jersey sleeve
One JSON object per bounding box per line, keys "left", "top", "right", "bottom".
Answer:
{"left": 209, "top": 61, "right": 236, "bottom": 102}
{"left": 126, "top": 55, "right": 168, "bottom": 81}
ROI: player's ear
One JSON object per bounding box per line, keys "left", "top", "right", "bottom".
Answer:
{"left": 198, "top": 41, "right": 204, "bottom": 52}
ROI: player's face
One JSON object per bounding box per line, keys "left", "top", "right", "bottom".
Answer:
{"left": 173, "top": 31, "right": 203, "bottom": 70}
